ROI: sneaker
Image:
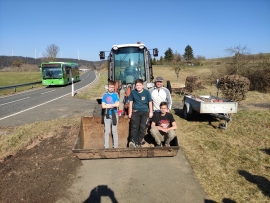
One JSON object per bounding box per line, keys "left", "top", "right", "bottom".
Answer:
{"left": 155, "top": 143, "right": 162, "bottom": 147}
{"left": 129, "top": 142, "right": 136, "bottom": 148}
{"left": 164, "top": 143, "right": 170, "bottom": 147}
{"left": 135, "top": 143, "right": 141, "bottom": 147}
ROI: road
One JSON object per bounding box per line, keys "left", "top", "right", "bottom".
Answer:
{"left": 0, "top": 70, "right": 97, "bottom": 126}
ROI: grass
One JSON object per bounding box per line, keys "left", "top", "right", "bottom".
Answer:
{"left": 0, "top": 72, "right": 41, "bottom": 86}
{"left": 0, "top": 117, "right": 80, "bottom": 161}
{"left": 0, "top": 71, "right": 42, "bottom": 97}
{"left": 75, "top": 69, "right": 108, "bottom": 100}
{"left": 154, "top": 65, "right": 270, "bottom": 202}
{"left": 173, "top": 110, "right": 270, "bottom": 202}
{"left": 1, "top": 64, "right": 270, "bottom": 202}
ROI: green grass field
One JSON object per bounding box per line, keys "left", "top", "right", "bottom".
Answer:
{"left": 0, "top": 64, "right": 269, "bottom": 202}
{"left": 0, "top": 72, "right": 42, "bottom": 96}
{"left": 0, "top": 72, "right": 41, "bottom": 86}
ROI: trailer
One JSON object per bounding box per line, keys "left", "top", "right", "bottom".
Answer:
{"left": 183, "top": 95, "right": 238, "bottom": 129}
{"left": 72, "top": 116, "right": 180, "bottom": 159}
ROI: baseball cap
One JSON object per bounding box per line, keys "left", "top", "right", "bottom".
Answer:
{"left": 156, "top": 76, "right": 163, "bottom": 82}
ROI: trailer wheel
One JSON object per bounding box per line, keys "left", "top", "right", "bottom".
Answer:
{"left": 183, "top": 105, "right": 189, "bottom": 120}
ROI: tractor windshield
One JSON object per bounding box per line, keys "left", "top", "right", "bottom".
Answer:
{"left": 113, "top": 47, "right": 145, "bottom": 84}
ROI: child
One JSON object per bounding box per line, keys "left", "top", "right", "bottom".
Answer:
{"left": 128, "top": 79, "right": 153, "bottom": 147}
{"left": 150, "top": 102, "right": 177, "bottom": 147}
{"left": 101, "top": 81, "right": 119, "bottom": 148}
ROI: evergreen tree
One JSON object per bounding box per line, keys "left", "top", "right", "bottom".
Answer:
{"left": 184, "top": 45, "right": 194, "bottom": 61}
{"left": 159, "top": 56, "right": 164, "bottom": 65}
{"left": 164, "top": 47, "right": 174, "bottom": 62}
{"left": 152, "top": 57, "right": 157, "bottom": 65}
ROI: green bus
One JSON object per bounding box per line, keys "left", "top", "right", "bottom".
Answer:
{"left": 41, "top": 62, "right": 80, "bottom": 86}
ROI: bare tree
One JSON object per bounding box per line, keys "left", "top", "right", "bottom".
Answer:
{"left": 43, "top": 44, "right": 59, "bottom": 62}
{"left": 225, "top": 45, "right": 251, "bottom": 75}
{"left": 172, "top": 50, "right": 185, "bottom": 81}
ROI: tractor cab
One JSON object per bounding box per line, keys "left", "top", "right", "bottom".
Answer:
{"left": 100, "top": 43, "right": 158, "bottom": 88}
{"left": 99, "top": 43, "right": 158, "bottom": 112}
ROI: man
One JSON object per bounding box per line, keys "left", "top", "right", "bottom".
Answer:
{"left": 128, "top": 79, "right": 153, "bottom": 147}
{"left": 150, "top": 102, "right": 177, "bottom": 147}
{"left": 101, "top": 81, "right": 119, "bottom": 148}
{"left": 149, "top": 76, "right": 172, "bottom": 112}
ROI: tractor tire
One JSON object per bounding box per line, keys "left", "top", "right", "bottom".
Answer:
{"left": 167, "top": 80, "right": 172, "bottom": 93}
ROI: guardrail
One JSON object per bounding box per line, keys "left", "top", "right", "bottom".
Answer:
{"left": 0, "top": 81, "right": 42, "bottom": 92}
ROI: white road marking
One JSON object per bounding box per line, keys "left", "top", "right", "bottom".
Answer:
{"left": 41, "top": 89, "right": 56, "bottom": 94}
{"left": 0, "top": 72, "right": 97, "bottom": 121}
{"left": 0, "top": 97, "right": 31, "bottom": 106}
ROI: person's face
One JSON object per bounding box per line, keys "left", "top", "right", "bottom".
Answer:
{"left": 156, "top": 81, "right": 163, "bottom": 88}
{"left": 135, "top": 82, "right": 143, "bottom": 92}
{"left": 108, "top": 85, "right": 115, "bottom": 93}
{"left": 160, "top": 105, "right": 168, "bottom": 114}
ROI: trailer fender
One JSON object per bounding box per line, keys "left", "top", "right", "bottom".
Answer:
{"left": 183, "top": 102, "right": 193, "bottom": 120}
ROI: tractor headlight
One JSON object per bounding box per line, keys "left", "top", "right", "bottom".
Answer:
{"left": 139, "top": 45, "right": 144, "bottom": 49}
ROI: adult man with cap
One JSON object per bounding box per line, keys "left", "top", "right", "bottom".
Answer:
{"left": 149, "top": 76, "right": 172, "bottom": 112}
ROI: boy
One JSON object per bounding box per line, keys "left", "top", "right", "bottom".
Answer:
{"left": 101, "top": 81, "right": 119, "bottom": 148}
{"left": 150, "top": 102, "right": 177, "bottom": 147}
{"left": 128, "top": 79, "right": 153, "bottom": 147}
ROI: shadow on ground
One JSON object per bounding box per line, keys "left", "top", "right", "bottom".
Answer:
{"left": 84, "top": 185, "right": 118, "bottom": 203}
{"left": 205, "top": 198, "right": 236, "bottom": 203}
{"left": 173, "top": 108, "right": 221, "bottom": 129}
{"left": 238, "top": 170, "right": 270, "bottom": 198}
{"left": 260, "top": 148, "right": 270, "bottom": 155}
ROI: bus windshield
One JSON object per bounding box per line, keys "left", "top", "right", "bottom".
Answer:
{"left": 113, "top": 47, "right": 145, "bottom": 84}
{"left": 42, "top": 65, "right": 63, "bottom": 79}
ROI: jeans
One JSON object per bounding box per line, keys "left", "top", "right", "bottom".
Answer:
{"left": 150, "top": 126, "right": 176, "bottom": 146}
{"left": 130, "top": 111, "right": 148, "bottom": 145}
{"left": 104, "top": 115, "right": 118, "bottom": 148}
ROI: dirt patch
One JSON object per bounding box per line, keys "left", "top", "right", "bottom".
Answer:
{"left": 0, "top": 125, "right": 82, "bottom": 203}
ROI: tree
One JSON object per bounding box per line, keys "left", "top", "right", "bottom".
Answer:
{"left": 225, "top": 45, "right": 251, "bottom": 75}
{"left": 171, "top": 50, "right": 185, "bottom": 81}
{"left": 12, "top": 59, "right": 24, "bottom": 67}
{"left": 164, "top": 47, "right": 174, "bottom": 62}
{"left": 183, "top": 45, "right": 194, "bottom": 61}
{"left": 152, "top": 57, "right": 157, "bottom": 65}
{"left": 195, "top": 55, "right": 206, "bottom": 66}
{"left": 43, "top": 44, "right": 60, "bottom": 62}
{"left": 159, "top": 56, "right": 164, "bottom": 65}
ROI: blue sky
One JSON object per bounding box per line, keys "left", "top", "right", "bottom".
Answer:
{"left": 0, "top": 0, "right": 269, "bottom": 61}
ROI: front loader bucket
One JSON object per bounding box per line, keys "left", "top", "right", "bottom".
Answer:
{"left": 72, "top": 116, "right": 180, "bottom": 159}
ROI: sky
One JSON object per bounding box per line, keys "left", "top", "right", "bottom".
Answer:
{"left": 0, "top": 0, "right": 269, "bottom": 61}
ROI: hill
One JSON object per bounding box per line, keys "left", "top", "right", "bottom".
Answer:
{"left": 0, "top": 56, "right": 104, "bottom": 70}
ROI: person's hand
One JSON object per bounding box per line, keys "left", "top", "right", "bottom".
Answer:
{"left": 149, "top": 112, "right": 153, "bottom": 118}
{"left": 128, "top": 113, "right": 132, "bottom": 119}
{"left": 161, "top": 128, "right": 168, "bottom": 133}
